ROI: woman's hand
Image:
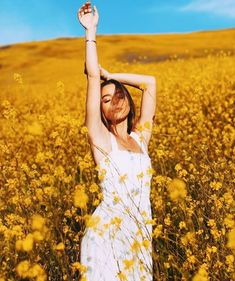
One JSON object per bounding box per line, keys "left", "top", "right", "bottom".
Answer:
{"left": 77, "top": 1, "right": 99, "bottom": 30}
{"left": 99, "top": 64, "right": 111, "bottom": 81}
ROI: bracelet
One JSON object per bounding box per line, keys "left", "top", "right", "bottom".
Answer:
{"left": 86, "top": 40, "right": 96, "bottom": 44}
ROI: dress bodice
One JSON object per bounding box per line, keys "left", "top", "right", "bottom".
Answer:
{"left": 95, "top": 130, "right": 153, "bottom": 211}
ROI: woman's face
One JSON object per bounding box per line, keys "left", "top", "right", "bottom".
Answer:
{"left": 101, "top": 83, "right": 130, "bottom": 122}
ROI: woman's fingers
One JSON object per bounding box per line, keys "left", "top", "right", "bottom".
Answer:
{"left": 78, "top": 2, "right": 92, "bottom": 14}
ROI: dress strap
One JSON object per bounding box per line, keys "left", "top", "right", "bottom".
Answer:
{"left": 109, "top": 131, "right": 119, "bottom": 151}
{"left": 130, "top": 131, "right": 148, "bottom": 155}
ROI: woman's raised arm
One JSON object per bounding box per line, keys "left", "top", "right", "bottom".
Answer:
{"left": 77, "top": 2, "right": 103, "bottom": 137}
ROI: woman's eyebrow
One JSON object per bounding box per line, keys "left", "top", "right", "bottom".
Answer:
{"left": 102, "top": 94, "right": 112, "bottom": 99}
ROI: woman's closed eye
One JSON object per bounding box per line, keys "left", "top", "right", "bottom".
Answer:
{"left": 104, "top": 100, "right": 110, "bottom": 103}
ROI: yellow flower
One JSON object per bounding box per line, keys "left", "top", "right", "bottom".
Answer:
{"left": 136, "top": 123, "right": 144, "bottom": 132}
{"left": 116, "top": 271, "right": 127, "bottom": 281}
{"left": 32, "top": 230, "right": 44, "bottom": 242}
{"left": 164, "top": 262, "right": 170, "bottom": 269}
{"left": 179, "top": 221, "right": 187, "bottom": 229}
{"left": 137, "top": 171, "right": 144, "bottom": 180}
{"left": 31, "top": 214, "right": 46, "bottom": 231}
{"left": 110, "top": 216, "right": 122, "bottom": 230}
{"left": 119, "top": 173, "right": 128, "bottom": 184}
{"left": 227, "top": 228, "right": 235, "bottom": 250}
{"left": 15, "top": 260, "right": 30, "bottom": 278}
{"left": 224, "top": 214, "right": 235, "bottom": 229}
{"left": 55, "top": 242, "right": 65, "bottom": 251}
{"left": 16, "top": 234, "right": 34, "bottom": 252}
{"left": 89, "top": 183, "right": 99, "bottom": 193}
{"left": 141, "top": 210, "right": 147, "bottom": 217}
{"left": 85, "top": 214, "right": 101, "bottom": 230}
{"left": 71, "top": 262, "right": 87, "bottom": 274}
{"left": 28, "top": 263, "right": 46, "bottom": 278}
{"left": 73, "top": 187, "right": 88, "bottom": 209}
{"left": 131, "top": 238, "right": 141, "bottom": 253}
{"left": 210, "top": 181, "right": 222, "bottom": 191}
{"left": 152, "top": 224, "right": 163, "bottom": 238}
{"left": 167, "top": 178, "right": 187, "bottom": 202}
{"left": 164, "top": 215, "right": 171, "bottom": 226}
{"left": 147, "top": 166, "right": 155, "bottom": 176}
{"left": 207, "top": 219, "right": 216, "bottom": 228}
{"left": 26, "top": 121, "right": 43, "bottom": 136}
{"left": 144, "top": 121, "right": 151, "bottom": 129}
{"left": 81, "top": 126, "right": 89, "bottom": 134}
{"left": 113, "top": 195, "right": 120, "bottom": 204}
{"left": 181, "top": 232, "right": 196, "bottom": 246}
{"left": 188, "top": 255, "right": 196, "bottom": 264}
{"left": 13, "top": 73, "right": 23, "bottom": 84}
{"left": 142, "top": 239, "right": 150, "bottom": 249}
{"left": 98, "top": 168, "right": 107, "bottom": 181}
{"left": 122, "top": 258, "right": 135, "bottom": 271}
{"left": 192, "top": 263, "right": 209, "bottom": 281}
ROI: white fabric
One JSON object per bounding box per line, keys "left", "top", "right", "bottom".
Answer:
{"left": 80, "top": 130, "right": 153, "bottom": 280}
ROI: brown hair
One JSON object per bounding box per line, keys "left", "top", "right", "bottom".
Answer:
{"left": 100, "top": 79, "right": 137, "bottom": 136}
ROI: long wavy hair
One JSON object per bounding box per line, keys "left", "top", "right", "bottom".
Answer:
{"left": 100, "top": 79, "right": 137, "bottom": 136}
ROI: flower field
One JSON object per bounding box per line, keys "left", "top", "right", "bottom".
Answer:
{"left": 0, "top": 28, "right": 235, "bottom": 280}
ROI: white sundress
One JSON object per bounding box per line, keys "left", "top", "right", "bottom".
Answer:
{"left": 80, "top": 130, "right": 153, "bottom": 281}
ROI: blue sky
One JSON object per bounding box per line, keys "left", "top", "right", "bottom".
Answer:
{"left": 0, "top": 0, "right": 235, "bottom": 46}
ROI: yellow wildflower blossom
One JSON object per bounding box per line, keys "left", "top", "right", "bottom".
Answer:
{"left": 144, "top": 121, "right": 151, "bottom": 129}
{"left": 31, "top": 214, "right": 46, "bottom": 231}
{"left": 81, "top": 126, "right": 89, "bottom": 134}
{"left": 147, "top": 166, "right": 155, "bottom": 176}
{"left": 110, "top": 216, "right": 122, "bottom": 230}
{"left": 210, "top": 181, "right": 222, "bottom": 191}
{"left": 224, "top": 214, "right": 235, "bottom": 229}
{"left": 15, "top": 233, "right": 34, "bottom": 252}
{"left": 137, "top": 171, "right": 144, "bottom": 180}
{"left": 26, "top": 121, "right": 43, "bottom": 136}
{"left": 167, "top": 178, "right": 187, "bottom": 202}
{"left": 152, "top": 224, "right": 163, "bottom": 238}
{"left": 192, "top": 263, "right": 209, "bottom": 281}
{"left": 119, "top": 173, "right": 128, "bottom": 184}
{"left": 142, "top": 239, "right": 150, "bottom": 249}
{"left": 13, "top": 73, "right": 23, "bottom": 84}
{"left": 55, "top": 242, "right": 65, "bottom": 251}
{"left": 116, "top": 271, "right": 128, "bottom": 281}
{"left": 73, "top": 187, "right": 88, "bottom": 209}
{"left": 89, "top": 183, "right": 99, "bottom": 193}
{"left": 179, "top": 221, "right": 187, "bottom": 230}
{"left": 227, "top": 228, "right": 235, "bottom": 250}
{"left": 131, "top": 238, "right": 141, "bottom": 253}
{"left": 84, "top": 214, "right": 101, "bottom": 230}
{"left": 164, "top": 214, "right": 171, "bottom": 226}
{"left": 32, "top": 230, "right": 44, "bottom": 242}
{"left": 164, "top": 262, "right": 170, "bottom": 269}
{"left": 122, "top": 258, "right": 135, "bottom": 271}
{"left": 71, "top": 262, "right": 87, "bottom": 274}
{"left": 98, "top": 168, "right": 107, "bottom": 181}
{"left": 15, "top": 260, "right": 30, "bottom": 278}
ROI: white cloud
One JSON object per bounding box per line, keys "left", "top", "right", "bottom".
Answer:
{"left": 178, "top": 0, "right": 235, "bottom": 18}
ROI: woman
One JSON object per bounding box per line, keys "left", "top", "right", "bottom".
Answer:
{"left": 77, "top": 2, "right": 157, "bottom": 280}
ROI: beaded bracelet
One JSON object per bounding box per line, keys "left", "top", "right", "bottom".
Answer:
{"left": 86, "top": 40, "right": 96, "bottom": 44}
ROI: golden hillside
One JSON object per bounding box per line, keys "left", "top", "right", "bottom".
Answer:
{"left": 0, "top": 27, "right": 235, "bottom": 93}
